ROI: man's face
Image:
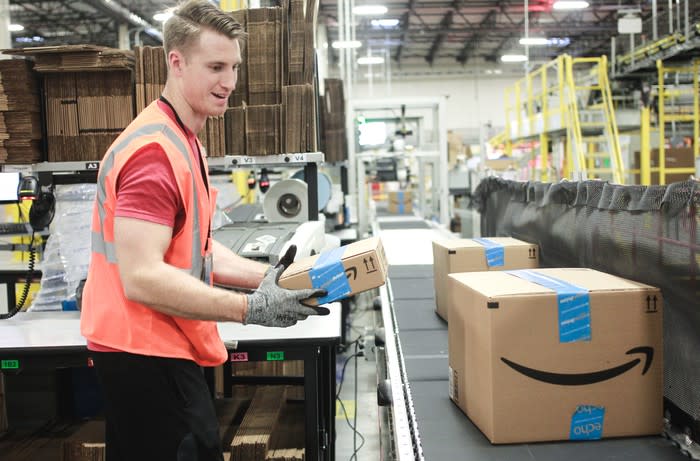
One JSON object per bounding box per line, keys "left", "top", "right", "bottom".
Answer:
{"left": 180, "top": 29, "right": 241, "bottom": 117}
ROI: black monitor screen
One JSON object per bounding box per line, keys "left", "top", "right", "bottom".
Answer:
{"left": 0, "top": 172, "right": 21, "bottom": 203}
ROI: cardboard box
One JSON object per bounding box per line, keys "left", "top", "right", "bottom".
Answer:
{"left": 432, "top": 238, "right": 539, "bottom": 322}
{"left": 278, "top": 237, "right": 388, "bottom": 305}
{"left": 387, "top": 190, "right": 412, "bottom": 214}
{"left": 447, "top": 268, "right": 663, "bottom": 444}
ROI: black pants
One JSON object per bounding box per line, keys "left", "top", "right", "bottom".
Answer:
{"left": 92, "top": 352, "right": 224, "bottom": 461}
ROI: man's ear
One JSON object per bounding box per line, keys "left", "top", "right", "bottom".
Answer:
{"left": 168, "top": 49, "right": 185, "bottom": 76}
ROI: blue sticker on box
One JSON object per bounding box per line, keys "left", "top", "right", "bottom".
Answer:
{"left": 310, "top": 246, "right": 351, "bottom": 304}
{"left": 506, "top": 270, "right": 591, "bottom": 343}
{"left": 570, "top": 405, "right": 605, "bottom": 440}
{"left": 473, "top": 238, "right": 505, "bottom": 267}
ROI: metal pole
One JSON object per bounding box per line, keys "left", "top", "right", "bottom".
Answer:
{"left": 652, "top": 0, "right": 658, "bottom": 40}
{"left": 684, "top": 0, "right": 690, "bottom": 40}
{"left": 640, "top": 107, "right": 651, "bottom": 185}
{"left": 668, "top": 0, "right": 673, "bottom": 34}
{"left": 676, "top": 0, "right": 681, "bottom": 35}
{"left": 611, "top": 36, "right": 616, "bottom": 77}
{"left": 524, "top": 0, "right": 529, "bottom": 70}
{"left": 0, "top": 0, "right": 11, "bottom": 58}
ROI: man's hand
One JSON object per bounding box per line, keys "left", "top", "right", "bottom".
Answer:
{"left": 245, "top": 245, "right": 329, "bottom": 327}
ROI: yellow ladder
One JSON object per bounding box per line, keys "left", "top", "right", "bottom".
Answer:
{"left": 655, "top": 60, "right": 699, "bottom": 184}
{"left": 565, "top": 56, "right": 625, "bottom": 184}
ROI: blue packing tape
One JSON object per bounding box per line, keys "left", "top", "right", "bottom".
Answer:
{"left": 506, "top": 270, "right": 591, "bottom": 343}
{"left": 310, "top": 246, "right": 351, "bottom": 304}
{"left": 570, "top": 405, "right": 605, "bottom": 440}
{"left": 472, "top": 238, "right": 505, "bottom": 267}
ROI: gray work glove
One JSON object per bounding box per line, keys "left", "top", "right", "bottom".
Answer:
{"left": 245, "top": 245, "right": 330, "bottom": 327}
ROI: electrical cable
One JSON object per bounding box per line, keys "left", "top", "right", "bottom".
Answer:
{"left": 1, "top": 231, "right": 37, "bottom": 320}
{"left": 351, "top": 339, "right": 361, "bottom": 460}
{"left": 335, "top": 338, "right": 366, "bottom": 460}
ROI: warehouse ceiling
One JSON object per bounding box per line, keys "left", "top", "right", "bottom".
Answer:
{"left": 7, "top": 1, "right": 700, "bottom": 69}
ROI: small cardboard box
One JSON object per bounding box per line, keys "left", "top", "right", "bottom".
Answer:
{"left": 432, "top": 238, "right": 539, "bottom": 322}
{"left": 278, "top": 237, "right": 388, "bottom": 305}
{"left": 387, "top": 191, "right": 412, "bottom": 214}
{"left": 447, "top": 268, "right": 663, "bottom": 444}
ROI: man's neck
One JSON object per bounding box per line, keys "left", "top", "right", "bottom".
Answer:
{"left": 161, "top": 84, "right": 206, "bottom": 134}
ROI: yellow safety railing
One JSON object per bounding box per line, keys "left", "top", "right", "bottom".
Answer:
{"left": 656, "top": 59, "right": 699, "bottom": 184}
{"left": 503, "top": 54, "right": 624, "bottom": 183}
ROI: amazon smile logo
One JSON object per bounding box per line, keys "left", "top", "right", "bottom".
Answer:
{"left": 501, "top": 346, "right": 654, "bottom": 386}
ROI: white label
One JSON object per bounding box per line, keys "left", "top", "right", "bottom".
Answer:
{"left": 290, "top": 153, "right": 306, "bottom": 162}
{"left": 240, "top": 156, "right": 255, "bottom": 164}
{"left": 448, "top": 366, "right": 455, "bottom": 401}
{"left": 2, "top": 165, "right": 32, "bottom": 175}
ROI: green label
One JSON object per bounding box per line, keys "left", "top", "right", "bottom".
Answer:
{"left": 266, "top": 351, "right": 285, "bottom": 361}
{"left": 1, "top": 359, "right": 19, "bottom": 370}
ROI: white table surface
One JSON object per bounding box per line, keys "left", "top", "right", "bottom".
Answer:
{"left": 0, "top": 306, "right": 341, "bottom": 351}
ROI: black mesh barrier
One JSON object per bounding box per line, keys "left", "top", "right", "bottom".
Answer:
{"left": 473, "top": 177, "right": 700, "bottom": 437}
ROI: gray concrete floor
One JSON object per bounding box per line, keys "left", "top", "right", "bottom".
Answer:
{"left": 335, "top": 302, "right": 381, "bottom": 460}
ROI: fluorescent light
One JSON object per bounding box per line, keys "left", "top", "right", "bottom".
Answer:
{"left": 332, "top": 40, "right": 362, "bottom": 49}
{"left": 519, "top": 37, "right": 549, "bottom": 46}
{"left": 371, "top": 18, "right": 399, "bottom": 27}
{"left": 501, "top": 54, "right": 528, "bottom": 63}
{"left": 358, "top": 56, "right": 384, "bottom": 65}
{"left": 9, "top": 24, "right": 24, "bottom": 32}
{"left": 353, "top": 5, "right": 388, "bottom": 15}
{"left": 553, "top": 1, "right": 589, "bottom": 10}
{"left": 153, "top": 11, "right": 173, "bottom": 22}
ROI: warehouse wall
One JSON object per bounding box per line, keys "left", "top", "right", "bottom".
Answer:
{"left": 352, "top": 74, "right": 519, "bottom": 141}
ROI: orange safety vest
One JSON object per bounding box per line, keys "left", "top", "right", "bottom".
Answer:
{"left": 80, "top": 101, "right": 227, "bottom": 366}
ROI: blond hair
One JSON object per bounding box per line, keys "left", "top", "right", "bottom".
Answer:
{"left": 163, "top": 0, "right": 245, "bottom": 57}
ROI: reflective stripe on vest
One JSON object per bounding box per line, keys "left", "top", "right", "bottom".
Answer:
{"left": 92, "top": 122, "right": 203, "bottom": 278}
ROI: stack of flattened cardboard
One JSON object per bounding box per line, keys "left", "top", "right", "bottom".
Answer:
{"left": 265, "top": 395, "right": 305, "bottom": 461}
{"left": 282, "top": 84, "right": 316, "bottom": 153}
{"left": 133, "top": 46, "right": 166, "bottom": 114}
{"left": 134, "top": 46, "right": 226, "bottom": 157}
{"left": 247, "top": 8, "right": 283, "bottom": 106}
{"left": 230, "top": 386, "right": 285, "bottom": 461}
{"left": 0, "top": 59, "right": 42, "bottom": 164}
{"left": 224, "top": 0, "right": 318, "bottom": 156}
{"left": 0, "top": 373, "right": 6, "bottom": 433}
{"left": 4, "top": 45, "right": 135, "bottom": 162}
{"left": 61, "top": 420, "right": 105, "bottom": 461}
{"left": 246, "top": 104, "right": 281, "bottom": 155}
{"left": 43, "top": 71, "right": 133, "bottom": 161}
{"left": 5, "top": 45, "right": 134, "bottom": 72}
{"left": 320, "top": 78, "right": 347, "bottom": 163}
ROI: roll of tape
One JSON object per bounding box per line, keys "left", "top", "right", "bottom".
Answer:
{"left": 263, "top": 178, "right": 309, "bottom": 223}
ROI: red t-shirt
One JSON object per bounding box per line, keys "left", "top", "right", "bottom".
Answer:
{"left": 88, "top": 101, "right": 204, "bottom": 353}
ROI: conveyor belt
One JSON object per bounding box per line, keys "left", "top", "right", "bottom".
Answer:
{"left": 379, "top": 223, "right": 689, "bottom": 461}
{"left": 378, "top": 221, "right": 431, "bottom": 230}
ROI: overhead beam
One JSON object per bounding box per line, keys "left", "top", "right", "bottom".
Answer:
{"left": 396, "top": 0, "right": 417, "bottom": 65}
{"left": 456, "top": 9, "right": 496, "bottom": 64}
{"left": 426, "top": 10, "right": 453, "bottom": 65}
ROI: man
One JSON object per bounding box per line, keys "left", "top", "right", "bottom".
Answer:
{"left": 80, "top": 1, "right": 326, "bottom": 460}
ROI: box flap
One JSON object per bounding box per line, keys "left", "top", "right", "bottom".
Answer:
{"left": 281, "top": 237, "right": 381, "bottom": 278}
{"left": 450, "top": 268, "right": 657, "bottom": 298}
{"left": 435, "top": 237, "right": 535, "bottom": 250}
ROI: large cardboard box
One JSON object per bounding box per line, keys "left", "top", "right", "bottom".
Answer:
{"left": 387, "top": 190, "right": 412, "bottom": 214}
{"left": 447, "top": 268, "right": 663, "bottom": 444}
{"left": 432, "top": 238, "right": 539, "bottom": 322}
{"left": 278, "top": 237, "right": 388, "bottom": 305}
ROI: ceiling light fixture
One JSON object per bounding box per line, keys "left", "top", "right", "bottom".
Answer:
{"left": 353, "top": 5, "right": 388, "bottom": 15}
{"left": 371, "top": 18, "right": 399, "bottom": 27}
{"left": 519, "top": 37, "right": 549, "bottom": 46}
{"left": 358, "top": 56, "right": 385, "bottom": 65}
{"left": 553, "top": 1, "right": 589, "bottom": 10}
{"left": 501, "top": 54, "right": 528, "bottom": 63}
{"left": 332, "top": 40, "right": 362, "bottom": 49}
{"left": 9, "top": 24, "right": 24, "bottom": 32}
